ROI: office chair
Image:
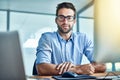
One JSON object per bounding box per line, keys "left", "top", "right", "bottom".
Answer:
{"left": 32, "top": 60, "right": 38, "bottom": 75}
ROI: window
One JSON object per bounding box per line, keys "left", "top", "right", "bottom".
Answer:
{"left": 0, "top": 11, "right": 7, "bottom": 31}
{"left": 10, "top": 12, "right": 57, "bottom": 75}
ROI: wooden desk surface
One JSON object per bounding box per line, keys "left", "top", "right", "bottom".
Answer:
{"left": 28, "top": 75, "right": 54, "bottom": 80}
{"left": 28, "top": 71, "right": 120, "bottom": 80}
{"left": 92, "top": 71, "right": 120, "bottom": 77}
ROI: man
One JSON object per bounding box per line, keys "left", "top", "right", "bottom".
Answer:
{"left": 36, "top": 2, "right": 106, "bottom": 76}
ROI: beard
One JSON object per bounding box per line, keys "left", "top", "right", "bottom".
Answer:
{"left": 57, "top": 24, "right": 73, "bottom": 34}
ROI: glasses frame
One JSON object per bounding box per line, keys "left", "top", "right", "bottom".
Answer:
{"left": 56, "top": 15, "right": 75, "bottom": 22}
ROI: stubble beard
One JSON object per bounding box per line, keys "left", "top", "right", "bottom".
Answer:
{"left": 57, "top": 25, "right": 73, "bottom": 34}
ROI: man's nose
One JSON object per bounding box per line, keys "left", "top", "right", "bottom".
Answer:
{"left": 63, "top": 18, "right": 68, "bottom": 23}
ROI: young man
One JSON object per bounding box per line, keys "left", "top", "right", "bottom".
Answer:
{"left": 36, "top": 2, "right": 106, "bottom": 76}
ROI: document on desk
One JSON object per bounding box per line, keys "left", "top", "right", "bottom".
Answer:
{"left": 97, "top": 75, "right": 120, "bottom": 80}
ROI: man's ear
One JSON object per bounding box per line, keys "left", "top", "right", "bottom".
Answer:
{"left": 74, "top": 19, "right": 76, "bottom": 24}
{"left": 55, "top": 17, "right": 57, "bottom": 23}
{"left": 55, "top": 18, "right": 57, "bottom": 23}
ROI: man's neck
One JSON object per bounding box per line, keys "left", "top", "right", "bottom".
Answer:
{"left": 58, "top": 31, "right": 72, "bottom": 40}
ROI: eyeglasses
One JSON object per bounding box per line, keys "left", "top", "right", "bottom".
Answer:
{"left": 56, "top": 15, "right": 75, "bottom": 22}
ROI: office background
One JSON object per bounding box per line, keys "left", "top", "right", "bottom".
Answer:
{"left": 0, "top": 0, "right": 120, "bottom": 76}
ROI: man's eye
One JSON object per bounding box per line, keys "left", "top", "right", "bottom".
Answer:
{"left": 60, "top": 16, "right": 64, "bottom": 19}
{"left": 67, "top": 16, "right": 73, "bottom": 19}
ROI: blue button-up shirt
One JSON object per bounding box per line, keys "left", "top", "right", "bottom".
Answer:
{"left": 36, "top": 31, "right": 93, "bottom": 65}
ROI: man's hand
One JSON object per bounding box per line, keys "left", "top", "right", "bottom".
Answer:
{"left": 56, "top": 62, "right": 75, "bottom": 74}
{"left": 74, "top": 64, "right": 95, "bottom": 75}
{"left": 91, "top": 62, "right": 106, "bottom": 73}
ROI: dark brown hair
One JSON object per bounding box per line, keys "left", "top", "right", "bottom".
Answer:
{"left": 56, "top": 2, "right": 76, "bottom": 17}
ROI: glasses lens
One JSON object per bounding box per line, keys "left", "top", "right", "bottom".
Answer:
{"left": 57, "top": 15, "right": 65, "bottom": 21}
{"left": 67, "top": 16, "right": 74, "bottom": 21}
{"left": 57, "top": 15, "right": 74, "bottom": 22}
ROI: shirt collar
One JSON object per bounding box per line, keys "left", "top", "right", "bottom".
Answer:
{"left": 56, "top": 31, "right": 74, "bottom": 42}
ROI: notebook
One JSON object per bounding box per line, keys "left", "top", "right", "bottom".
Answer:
{"left": 0, "top": 31, "right": 26, "bottom": 80}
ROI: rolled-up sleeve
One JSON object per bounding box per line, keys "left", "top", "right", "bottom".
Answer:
{"left": 36, "top": 33, "right": 52, "bottom": 64}
{"left": 83, "top": 34, "right": 94, "bottom": 62}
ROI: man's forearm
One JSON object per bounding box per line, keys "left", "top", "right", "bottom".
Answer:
{"left": 36, "top": 62, "right": 106, "bottom": 76}
{"left": 69, "top": 64, "right": 95, "bottom": 75}
{"left": 36, "top": 63, "right": 59, "bottom": 76}
{"left": 36, "top": 62, "right": 75, "bottom": 76}
{"left": 91, "top": 62, "right": 106, "bottom": 73}
{"left": 69, "top": 63, "right": 106, "bottom": 75}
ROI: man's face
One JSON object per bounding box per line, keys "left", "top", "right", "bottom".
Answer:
{"left": 56, "top": 8, "right": 76, "bottom": 34}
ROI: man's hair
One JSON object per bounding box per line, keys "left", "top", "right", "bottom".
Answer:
{"left": 56, "top": 2, "right": 76, "bottom": 17}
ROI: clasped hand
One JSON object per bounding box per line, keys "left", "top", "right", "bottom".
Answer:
{"left": 56, "top": 62, "right": 95, "bottom": 75}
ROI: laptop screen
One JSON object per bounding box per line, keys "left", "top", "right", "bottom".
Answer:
{"left": 0, "top": 31, "right": 26, "bottom": 80}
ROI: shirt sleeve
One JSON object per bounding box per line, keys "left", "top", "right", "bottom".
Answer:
{"left": 83, "top": 34, "right": 94, "bottom": 63}
{"left": 36, "top": 33, "right": 52, "bottom": 64}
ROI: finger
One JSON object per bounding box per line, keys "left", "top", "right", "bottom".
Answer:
{"left": 56, "top": 62, "right": 70, "bottom": 74}
{"left": 89, "top": 64, "right": 95, "bottom": 73}
{"left": 60, "top": 62, "right": 73, "bottom": 73}
{"left": 67, "top": 62, "right": 74, "bottom": 71}
{"left": 56, "top": 63, "right": 63, "bottom": 70}
{"left": 63, "top": 62, "right": 71, "bottom": 72}
{"left": 69, "top": 62, "right": 75, "bottom": 67}
{"left": 85, "top": 68, "right": 94, "bottom": 75}
{"left": 59, "top": 62, "right": 67, "bottom": 74}
{"left": 88, "top": 70, "right": 94, "bottom": 75}
{"left": 91, "top": 66, "right": 95, "bottom": 72}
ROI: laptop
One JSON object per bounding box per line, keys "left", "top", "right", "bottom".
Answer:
{"left": 0, "top": 31, "right": 26, "bottom": 80}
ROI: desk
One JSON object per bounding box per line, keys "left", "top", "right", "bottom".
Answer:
{"left": 92, "top": 71, "right": 120, "bottom": 77}
{"left": 28, "top": 76, "right": 54, "bottom": 80}
{"left": 28, "top": 72, "right": 120, "bottom": 80}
